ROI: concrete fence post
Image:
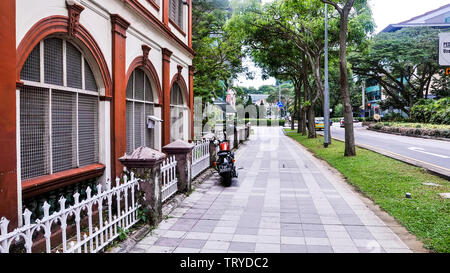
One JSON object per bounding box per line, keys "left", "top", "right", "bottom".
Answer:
{"left": 162, "top": 140, "right": 195, "bottom": 193}
{"left": 119, "top": 147, "right": 166, "bottom": 225}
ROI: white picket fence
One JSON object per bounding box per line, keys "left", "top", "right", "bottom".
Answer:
{"left": 191, "top": 140, "right": 210, "bottom": 179}
{"left": 0, "top": 174, "right": 140, "bottom": 253}
{"left": 160, "top": 156, "right": 178, "bottom": 203}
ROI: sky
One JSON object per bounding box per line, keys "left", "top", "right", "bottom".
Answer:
{"left": 234, "top": 0, "right": 450, "bottom": 89}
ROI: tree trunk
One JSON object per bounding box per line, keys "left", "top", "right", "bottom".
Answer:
{"left": 292, "top": 86, "right": 298, "bottom": 130}
{"left": 339, "top": 15, "right": 356, "bottom": 156}
{"left": 307, "top": 107, "right": 316, "bottom": 139}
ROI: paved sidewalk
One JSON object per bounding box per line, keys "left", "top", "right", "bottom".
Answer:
{"left": 129, "top": 127, "right": 412, "bottom": 253}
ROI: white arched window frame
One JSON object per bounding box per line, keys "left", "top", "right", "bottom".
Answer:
{"left": 126, "top": 68, "right": 156, "bottom": 154}
{"left": 170, "top": 82, "right": 189, "bottom": 142}
{"left": 19, "top": 37, "right": 101, "bottom": 181}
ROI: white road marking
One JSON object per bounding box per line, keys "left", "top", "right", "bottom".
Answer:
{"left": 408, "top": 147, "right": 450, "bottom": 159}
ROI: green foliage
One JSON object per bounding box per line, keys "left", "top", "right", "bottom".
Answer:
{"left": 286, "top": 130, "right": 450, "bottom": 253}
{"left": 350, "top": 27, "right": 447, "bottom": 114}
{"left": 118, "top": 227, "right": 129, "bottom": 241}
{"left": 192, "top": 0, "right": 246, "bottom": 103}
{"left": 410, "top": 98, "right": 450, "bottom": 125}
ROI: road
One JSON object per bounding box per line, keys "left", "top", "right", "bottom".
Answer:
{"left": 128, "top": 127, "right": 412, "bottom": 253}
{"left": 326, "top": 123, "right": 450, "bottom": 173}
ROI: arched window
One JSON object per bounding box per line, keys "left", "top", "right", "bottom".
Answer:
{"left": 19, "top": 38, "right": 100, "bottom": 181}
{"left": 170, "top": 82, "right": 188, "bottom": 142}
{"left": 126, "top": 68, "right": 155, "bottom": 154}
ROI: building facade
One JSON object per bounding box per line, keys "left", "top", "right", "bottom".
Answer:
{"left": 0, "top": 0, "right": 194, "bottom": 227}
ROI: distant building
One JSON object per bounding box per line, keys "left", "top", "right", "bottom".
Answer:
{"left": 382, "top": 4, "right": 450, "bottom": 33}
{"left": 248, "top": 94, "right": 269, "bottom": 105}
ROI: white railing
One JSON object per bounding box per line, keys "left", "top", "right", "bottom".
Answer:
{"left": 0, "top": 174, "right": 141, "bottom": 253}
{"left": 191, "top": 140, "right": 210, "bottom": 179}
{"left": 160, "top": 156, "right": 178, "bottom": 203}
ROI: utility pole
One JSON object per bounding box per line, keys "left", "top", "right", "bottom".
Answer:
{"left": 323, "top": 3, "right": 331, "bottom": 148}
{"left": 362, "top": 81, "right": 366, "bottom": 117}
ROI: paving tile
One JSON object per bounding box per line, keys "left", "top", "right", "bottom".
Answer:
{"left": 145, "top": 245, "right": 175, "bottom": 253}
{"left": 185, "top": 232, "right": 210, "bottom": 240}
{"left": 332, "top": 246, "right": 359, "bottom": 253}
{"left": 235, "top": 227, "right": 259, "bottom": 235}
{"left": 209, "top": 233, "right": 234, "bottom": 242}
{"left": 281, "top": 244, "right": 308, "bottom": 253}
{"left": 305, "top": 237, "right": 330, "bottom": 246}
{"left": 281, "top": 236, "right": 306, "bottom": 245}
{"left": 256, "top": 235, "right": 280, "bottom": 244}
{"left": 203, "top": 240, "right": 230, "bottom": 251}
{"left": 228, "top": 242, "right": 256, "bottom": 252}
{"left": 307, "top": 245, "right": 334, "bottom": 253}
{"left": 213, "top": 226, "right": 236, "bottom": 234}
{"left": 255, "top": 243, "right": 281, "bottom": 253}
{"left": 303, "top": 230, "right": 328, "bottom": 238}
{"left": 154, "top": 237, "right": 182, "bottom": 247}
{"left": 232, "top": 234, "right": 258, "bottom": 243}
{"left": 163, "top": 230, "right": 187, "bottom": 239}
{"left": 173, "top": 247, "right": 201, "bottom": 253}
{"left": 178, "top": 239, "right": 207, "bottom": 249}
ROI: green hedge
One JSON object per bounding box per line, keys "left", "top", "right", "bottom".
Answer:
{"left": 410, "top": 98, "right": 450, "bottom": 125}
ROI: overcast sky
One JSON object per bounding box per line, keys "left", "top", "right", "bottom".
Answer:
{"left": 235, "top": 0, "right": 450, "bottom": 88}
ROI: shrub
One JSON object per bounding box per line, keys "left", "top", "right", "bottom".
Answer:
{"left": 410, "top": 98, "right": 450, "bottom": 125}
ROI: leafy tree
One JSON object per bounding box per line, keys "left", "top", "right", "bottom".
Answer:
{"left": 192, "top": 0, "right": 246, "bottom": 103}
{"left": 350, "top": 27, "right": 447, "bottom": 115}
{"left": 320, "top": 0, "right": 374, "bottom": 156}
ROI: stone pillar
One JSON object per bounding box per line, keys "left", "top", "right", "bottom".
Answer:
{"left": 119, "top": 147, "right": 166, "bottom": 225}
{"left": 203, "top": 133, "right": 217, "bottom": 167}
{"left": 162, "top": 140, "right": 194, "bottom": 193}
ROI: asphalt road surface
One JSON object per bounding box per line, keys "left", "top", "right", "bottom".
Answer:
{"left": 326, "top": 123, "right": 450, "bottom": 173}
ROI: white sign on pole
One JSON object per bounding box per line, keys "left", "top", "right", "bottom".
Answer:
{"left": 439, "top": 32, "right": 450, "bottom": 66}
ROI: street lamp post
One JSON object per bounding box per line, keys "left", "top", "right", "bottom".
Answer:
{"left": 323, "top": 3, "right": 331, "bottom": 148}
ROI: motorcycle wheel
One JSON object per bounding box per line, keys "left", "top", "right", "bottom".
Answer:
{"left": 222, "top": 172, "right": 232, "bottom": 187}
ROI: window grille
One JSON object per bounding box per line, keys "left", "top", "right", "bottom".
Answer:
{"left": 78, "top": 94, "right": 99, "bottom": 166}
{"left": 169, "top": 0, "right": 183, "bottom": 29}
{"left": 20, "top": 45, "right": 40, "bottom": 82}
{"left": 19, "top": 37, "right": 100, "bottom": 181}
{"left": 44, "top": 38, "right": 63, "bottom": 86}
{"left": 170, "top": 83, "right": 184, "bottom": 105}
{"left": 52, "top": 90, "right": 77, "bottom": 173}
{"left": 20, "top": 86, "right": 50, "bottom": 180}
{"left": 170, "top": 82, "right": 188, "bottom": 142}
{"left": 125, "top": 68, "right": 156, "bottom": 153}
{"left": 84, "top": 59, "right": 98, "bottom": 91}
{"left": 126, "top": 101, "right": 134, "bottom": 154}
{"left": 66, "top": 42, "right": 82, "bottom": 89}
